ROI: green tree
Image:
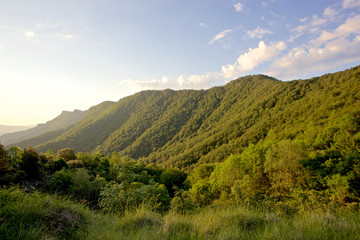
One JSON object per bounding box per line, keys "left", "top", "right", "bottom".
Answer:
{"left": 6, "top": 146, "right": 23, "bottom": 167}
{"left": 48, "top": 168, "right": 74, "bottom": 193}
{"left": 57, "top": 148, "right": 76, "bottom": 161}
{"left": 0, "top": 144, "right": 12, "bottom": 185}
{"left": 19, "top": 147, "right": 41, "bottom": 181}
{"left": 187, "top": 163, "right": 215, "bottom": 186}
{"left": 264, "top": 141, "right": 308, "bottom": 200}
{"left": 159, "top": 168, "right": 187, "bottom": 197}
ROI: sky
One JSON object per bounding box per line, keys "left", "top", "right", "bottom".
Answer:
{"left": 1, "top": 0, "right": 360, "bottom": 126}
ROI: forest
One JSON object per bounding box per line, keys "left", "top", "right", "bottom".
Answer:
{"left": 1, "top": 66, "right": 360, "bottom": 239}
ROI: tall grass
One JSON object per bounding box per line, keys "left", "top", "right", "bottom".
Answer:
{"left": 0, "top": 187, "right": 87, "bottom": 240}
{"left": 1, "top": 188, "right": 360, "bottom": 240}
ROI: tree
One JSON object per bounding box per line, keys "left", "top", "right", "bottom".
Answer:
{"left": 6, "top": 146, "right": 23, "bottom": 167}
{"left": 187, "top": 163, "right": 215, "bottom": 186}
{"left": 20, "top": 147, "right": 41, "bottom": 181}
{"left": 159, "top": 168, "right": 187, "bottom": 197}
{"left": 0, "top": 144, "right": 12, "bottom": 185}
{"left": 264, "top": 140, "right": 307, "bottom": 200}
{"left": 57, "top": 148, "right": 76, "bottom": 161}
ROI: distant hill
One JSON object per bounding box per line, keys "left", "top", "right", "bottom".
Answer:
{"left": 0, "top": 125, "right": 36, "bottom": 136}
{"left": 13, "top": 66, "right": 360, "bottom": 168}
{"left": 1, "top": 109, "right": 87, "bottom": 145}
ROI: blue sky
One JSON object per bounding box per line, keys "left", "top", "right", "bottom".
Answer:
{"left": 1, "top": 0, "right": 360, "bottom": 125}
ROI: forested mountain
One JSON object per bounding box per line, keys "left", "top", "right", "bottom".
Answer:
{"left": 0, "top": 125, "right": 35, "bottom": 136}
{"left": 1, "top": 109, "right": 87, "bottom": 145}
{"left": 1, "top": 66, "right": 360, "bottom": 240}
{"left": 13, "top": 66, "right": 360, "bottom": 168}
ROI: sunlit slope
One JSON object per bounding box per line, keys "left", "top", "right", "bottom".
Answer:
{"left": 15, "top": 101, "right": 115, "bottom": 150}
{"left": 23, "top": 66, "right": 359, "bottom": 168}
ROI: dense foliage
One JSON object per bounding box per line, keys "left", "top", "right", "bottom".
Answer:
{"left": 1, "top": 66, "right": 360, "bottom": 238}
{"left": 8, "top": 66, "right": 360, "bottom": 171}
{"left": 0, "top": 107, "right": 359, "bottom": 213}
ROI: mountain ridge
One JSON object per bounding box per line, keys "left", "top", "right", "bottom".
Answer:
{"left": 1, "top": 109, "right": 87, "bottom": 145}
{"left": 0, "top": 125, "right": 36, "bottom": 136}
{"left": 10, "top": 66, "right": 360, "bottom": 168}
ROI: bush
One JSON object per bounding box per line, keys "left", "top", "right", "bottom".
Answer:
{"left": 99, "top": 181, "right": 170, "bottom": 214}
{"left": 49, "top": 169, "right": 74, "bottom": 194}
{"left": 170, "top": 189, "right": 197, "bottom": 214}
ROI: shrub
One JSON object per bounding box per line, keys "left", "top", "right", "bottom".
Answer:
{"left": 49, "top": 169, "right": 74, "bottom": 194}
{"left": 99, "top": 181, "right": 170, "bottom": 214}
{"left": 170, "top": 189, "right": 197, "bottom": 213}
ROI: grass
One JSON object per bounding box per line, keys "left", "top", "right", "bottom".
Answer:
{"left": 1, "top": 188, "right": 360, "bottom": 240}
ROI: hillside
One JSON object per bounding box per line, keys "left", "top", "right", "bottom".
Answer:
{"left": 1, "top": 109, "right": 87, "bottom": 145}
{"left": 15, "top": 66, "right": 360, "bottom": 168}
{"left": 0, "top": 125, "right": 35, "bottom": 136}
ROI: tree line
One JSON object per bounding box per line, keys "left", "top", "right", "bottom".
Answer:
{"left": 1, "top": 111, "right": 359, "bottom": 215}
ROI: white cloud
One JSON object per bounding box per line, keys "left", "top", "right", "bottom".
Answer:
{"left": 200, "top": 22, "right": 208, "bottom": 28}
{"left": 221, "top": 40, "right": 286, "bottom": 79}
{"left": 209, "top": 29, "right": 233, "bottom": 44}
{"left": 123, "top": 72, "right": 220, "bottom": 91}
{"left": 268, "top": 37, "right": 360, "bottom": 80}
{"left": 57, "top": 33, "right": 74, "bottom": 39}
{"left": 28, "top": 21, "right": 75, "bottom": 40}
{"left": 343, "top": 0, "right": 360, "bottom": 8}
{"left": 310, "top": 15, "right": 327, "bottom": 29}
{"left": 299, "top": 17, "right": 308, "bottom": 23}
{"left": 24, "top": 31, "right": 36, "bottom": 39}
{"left": 246, "top": 27, "right": 273, "bottom": 39}
{"left": 177, "top": 73, "right": 217, "bottom": 88}
{"left": 312, "top": 14, "right": 360, "bottom": 46}
{"left": 234, "top": 2, "right": 245, "bottom": 12}
{"left": 124, "top": 5, "right": 360, "bottom": 92}
{"left": 290, "top": 15, "right": 327, "bottom": 41}
{"left": 336, "top": 14, "right": 360, "bottom": 36}
{"left": 269, "top": 12, "right": 360, "bottom": 80}
{"left": 323, "top": 6, "right": 339, "bottom": 20}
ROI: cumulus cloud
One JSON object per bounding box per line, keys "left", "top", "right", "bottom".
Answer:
{"left": 311, "top": 14, "right": 360, "bottom": 46}
{"left": 124, "top": 2, "right": 360, "bottom": 91}
{"left": 268, "top": 11, "right": 360, "bottom": 80}
{"left": 221, "top": 40, "right": 286, "bottom": 79}
{"left": 268, "top": 37, "right": 360, "bottom": 80}
{"left": 209, "top": 29, "right": 233, "bottom": 44}
{"left": 246, "top": 27, "right": 273, "bottom": 39}
{"left": 24, "top": 31, "right": 36, "bottom": 39}
{"left": 123, "top": 72, "right": 222, "bottom": 91}
{"left": 343, "top": 0, "right": 360, "bottom": 8}
{"left": 234, "top": 2, "right": 245, "bottom": 12}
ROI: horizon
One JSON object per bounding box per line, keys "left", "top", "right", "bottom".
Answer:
{"left": 1, "top": 0, "right": 360, "bottom": 125}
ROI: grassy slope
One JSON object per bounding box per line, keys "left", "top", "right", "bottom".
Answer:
{"left": 1, "top": 188, "right": 360, "bottom": 240}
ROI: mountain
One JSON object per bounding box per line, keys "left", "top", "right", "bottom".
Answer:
{"left": 12, "top": 66, "right": 360, "bottom": 168}
{"left": 1, "top": 109, "right": 87, "bottom": 146}
{"left": 0, "top": 125, "right": 36, "bottom": 136}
